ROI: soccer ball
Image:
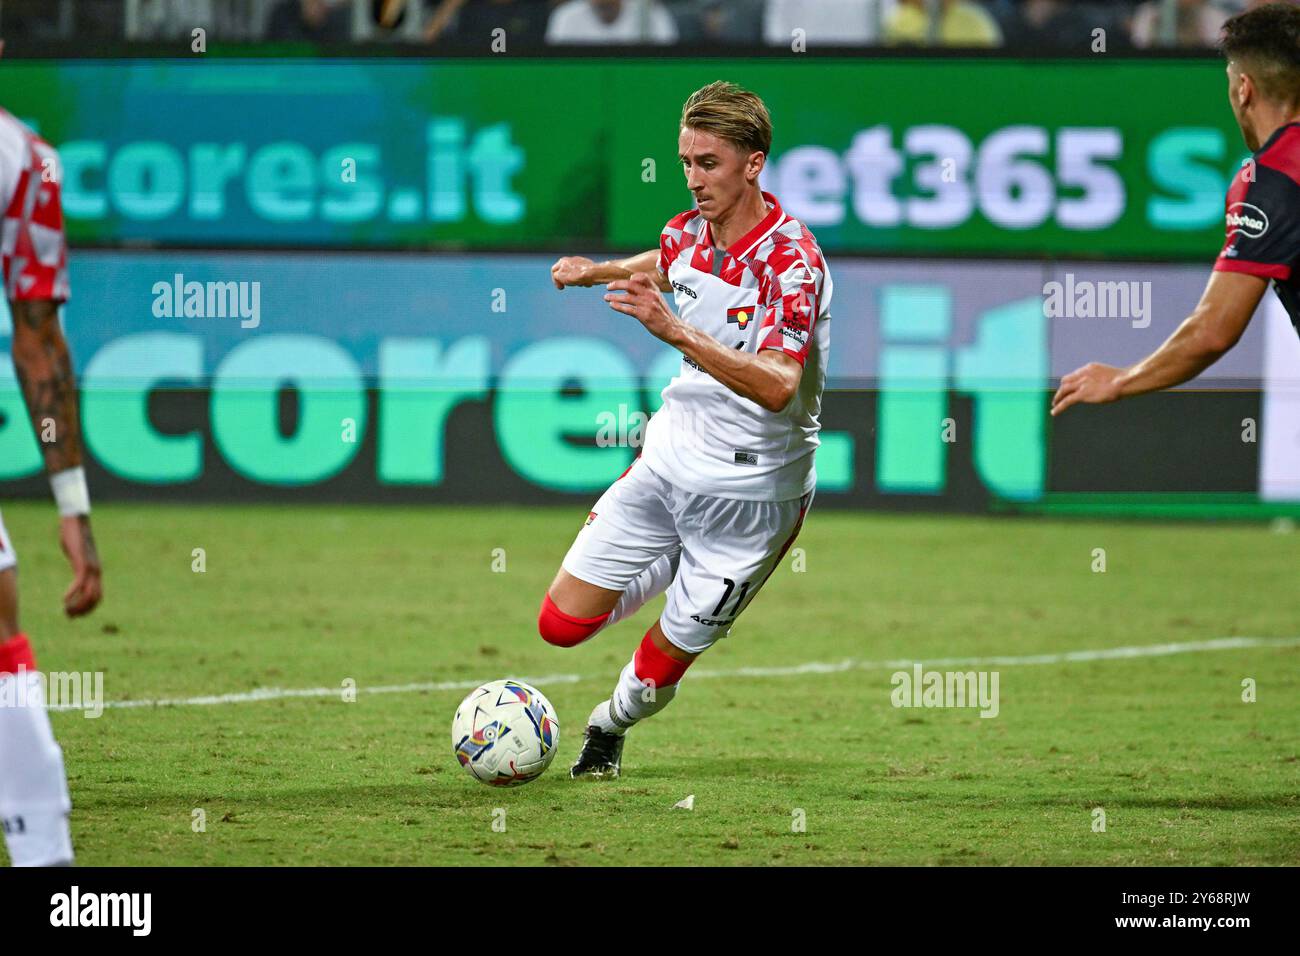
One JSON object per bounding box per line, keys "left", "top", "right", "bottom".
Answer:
{"left": 452, "top": 679, "right": 560, "bottom": 787}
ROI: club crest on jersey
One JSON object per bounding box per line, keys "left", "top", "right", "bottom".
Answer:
{"left": 727, "top": 305, "right": 757, "bottom": 330}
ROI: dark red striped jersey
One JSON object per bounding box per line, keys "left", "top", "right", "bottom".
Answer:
{"left": 1214, "top": 122, "right": 1300, "bottom": 332}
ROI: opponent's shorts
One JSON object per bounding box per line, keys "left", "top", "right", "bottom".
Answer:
{"left": 2, "top": 130, "right": 69, "bottom": 303}
{"left": 0, "top": 507, "right": 15, "bottom": 573}
{"left": 561, "top": 457, "right": 812, "bottom": 654}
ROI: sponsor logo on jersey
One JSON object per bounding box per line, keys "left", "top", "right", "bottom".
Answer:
{"left": 734, "top": 451, "right": 758, "bottom": 465}
{"left": 1226, "top": 202, "right": 1269, "bottom": 239}
{"left": 584, "top": 511, "right": 597, "bottom": 527}
{"left": 672, "top": 280, "right": 697, "bottom": 299}
{"left": 780, "top": 326, "right": 808, "bottom": 346}
{"left": 727, "top": 305, "right": 757, "bottom": 330}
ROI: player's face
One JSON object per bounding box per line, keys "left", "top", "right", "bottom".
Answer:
{"left": 1226, "top": 61, "right": 1259, "bottom": 152}
{"left": 678, "top": 126, "right": 759, "bottom": 222}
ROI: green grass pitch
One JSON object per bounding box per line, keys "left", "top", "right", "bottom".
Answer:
{"left": 1, "top": 500, "right": 1296, "bottom": 866}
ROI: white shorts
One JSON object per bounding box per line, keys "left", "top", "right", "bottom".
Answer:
{"left": 561, "top": 458, "right": 812, "bottom": 654}
{"left": 0, "top": 508, "right": 14, "bottom": 573}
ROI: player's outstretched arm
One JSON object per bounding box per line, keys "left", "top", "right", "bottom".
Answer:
{"left": 9, "top": 298, "right": 103, "bottom": 617}
{"left": 552, "top": 249, "right": 671, "bottom": 292}
{"left": 1051, "top": 270, "right": 1270, "bottom": 417}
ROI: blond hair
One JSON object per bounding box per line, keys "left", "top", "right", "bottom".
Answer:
{"left": 679, "top": 81, "right": 772, "bottom": 159}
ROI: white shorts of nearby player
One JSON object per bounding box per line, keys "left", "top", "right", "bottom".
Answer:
{"left": 561, "top": 458, "right": 811, "bottom": 654}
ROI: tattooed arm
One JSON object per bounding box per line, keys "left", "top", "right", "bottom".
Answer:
{"left": 9, "top": 298, "right": 103, "bottom": 617}
{"left": 10, "top": 299, "right": 82, "bottom": 471}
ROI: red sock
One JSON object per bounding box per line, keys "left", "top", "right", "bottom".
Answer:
{"left": 633, "top": 630, "right": 692, "bottom": 686}
{"left": 538, "top": 593, "right": 611, "bottom": 648}
{"left": 0, "top": 632, "right": 36, "bottom": 674}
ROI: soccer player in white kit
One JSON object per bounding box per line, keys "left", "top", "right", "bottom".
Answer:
{"left": 544, "top": 81, "right": 832, "bottom": 778}
{"left": 0, "top": 105, "right": 103, "bottom": 864}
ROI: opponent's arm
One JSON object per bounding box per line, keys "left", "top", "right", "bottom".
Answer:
{"left": 1051, "top": 270, "right": 1270, "bottom": 416}
{"left": 11, "top": 299, "right": 83, "bottom": 472}
{"left": 9, "top": 298, "right": 102, "bottom": 617}
{"left": 552, "top": 250, "right": 672, "bottom": 292}
{"left": 604, "top": 273, "right": 801, "bottom": 413}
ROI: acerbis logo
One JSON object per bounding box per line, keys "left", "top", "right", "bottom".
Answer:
{"left": 690, "top": 614, "right": 734, "bottom": 627}
{"left": 672, "top": 281, "right": 697, "bottom": 299}
{"left": 788, "top": 260, "right": 816, "bottom": 285}
{"left": 1226, "top": 202, "right": 1269, "bottom": 239}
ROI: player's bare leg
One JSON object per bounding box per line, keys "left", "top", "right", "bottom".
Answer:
{"left": 0, "top": 562, "right": 75, "bottom": 867}
{"left": 545, "top": 568, "right": 621, "bottom": 619}
{"left": 0, "top": 568, "right": 18, "bottom": 641}
{"left": 538, "top": 548, "right": 682, "bottom": 648}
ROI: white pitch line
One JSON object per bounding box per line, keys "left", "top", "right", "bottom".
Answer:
{"left": 46, "top": 635, "right": 1300, "bottom": 713}
{"left": 49, "top": 674, "right": 586, "bottom": 712}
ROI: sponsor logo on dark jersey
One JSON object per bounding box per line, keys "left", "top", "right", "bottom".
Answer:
{"left": 1226, "top": 201, "right": 1269, "bottom": 239}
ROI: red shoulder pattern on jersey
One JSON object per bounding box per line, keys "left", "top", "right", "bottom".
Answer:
{"left": 658, "top": 208, "right": 703, "bottom": 278}
{"left": 1, "top": 121, "right": 69, "bottom": 303}
{"left": 756, "top": 226, "right": 825, "bottom": 366}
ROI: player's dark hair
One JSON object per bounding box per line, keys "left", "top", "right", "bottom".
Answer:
{"left": 1221, "top": 3, "right": 1300, "bottom": 107}
{"left": 680, "top": 81, "right": 773, "bottom": 160}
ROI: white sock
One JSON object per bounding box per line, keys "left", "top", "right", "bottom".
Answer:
{"left": 599, "top": 549, "right": 680, "bottom": 635}
{"left": 0, "top": 671, "right": 74, "bottom": 867}
{"left": 589, "top": 657, "right": 682, "bottom": 736}
{"left": 588, "top": 699, "right": 628, "bottom": 736}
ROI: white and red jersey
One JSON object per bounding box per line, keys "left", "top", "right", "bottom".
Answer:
{"left": 641, "top": 189, "right": 832, "bottom": 502}
{"left": 0, "top": 107, "right": 69, "bottom": 303}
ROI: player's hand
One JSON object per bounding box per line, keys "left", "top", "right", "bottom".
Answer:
{"left": 58, "top": 514, "right": 102, "bottom": 618}
{"left": 551, "top": 256, "right": 599, "bottom": 289}
{"left": 604, "top": 273, "right": 681, "bottom": 342}
{"left": 1051, "top": 363, "right": 1126, "bottom": 417}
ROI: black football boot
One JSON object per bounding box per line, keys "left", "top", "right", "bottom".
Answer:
{"left": 570, "top": 724, "right": 626, "bottom": 779}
